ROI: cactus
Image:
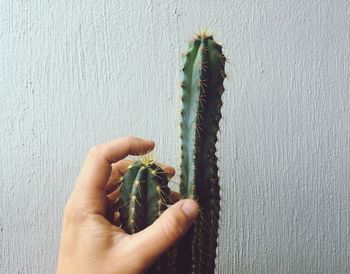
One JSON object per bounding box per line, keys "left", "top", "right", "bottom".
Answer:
{"left": 118, "top": 31, "right": 225, "bottom": 274}
{"left": 119, "top": 157, "right": 172, "bottom": 274}
{"left": 178, "top": 31, "right": 226, "bottom": 274}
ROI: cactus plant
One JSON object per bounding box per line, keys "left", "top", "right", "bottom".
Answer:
{"left": 178, "top": 30, "right": 226, "bottom": 274}
{"left": 118, "top": 30, "right": 226, "bottom": 274}
{"left": 119, "top": 157, "right": 172, "bottom": 274}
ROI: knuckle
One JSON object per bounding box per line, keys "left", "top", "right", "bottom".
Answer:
{"left": 120, "top": 135, "right": 133, "bottom": 143}
{"left": 88, "top": 144, "right": 103, "bottom": 158}
{"left": 125, "top": 136, "right": 134, "bottom": 142}
{"left": 63, "top": 201, "right": 87, "bottom": 223}
{"left": 87, "top": 144, "right": 106, "bottom": 162}
{"left": 122, "top": 136, "right": 133, "bottom": 152}
{"left": 123, "top": 136, "right": 135, "bottom": 147}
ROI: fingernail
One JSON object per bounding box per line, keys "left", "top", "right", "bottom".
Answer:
{"left": 182, "top": 199, "right": 199, "bottom": 219}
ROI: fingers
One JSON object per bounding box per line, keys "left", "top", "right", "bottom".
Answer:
{"left": 169, "top": 191, "right": 180, "bottom": 203}
{"left": 129, "top": 199, "right": 198, "bottom": 265}
{"left": 70, "top": 136, "right": 155, "bottom": 215}
{"left": 158, "top": 164, "right": 175, "bottom": 179}
{"left": 79, "top": 137, "right": 155, "bottom": 190}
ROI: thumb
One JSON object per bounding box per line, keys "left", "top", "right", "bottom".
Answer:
{"left": 130, "top": 199, "right": 198, "bottom": 265}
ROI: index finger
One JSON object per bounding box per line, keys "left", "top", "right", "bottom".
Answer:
{"left": 72, "top": 136, "right": 155, "bottom": 213}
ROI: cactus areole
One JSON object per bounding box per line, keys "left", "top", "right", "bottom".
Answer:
{"left": 118, "top": 31, "right": 226, "bottom": 274}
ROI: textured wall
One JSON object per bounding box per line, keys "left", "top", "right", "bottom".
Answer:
{"left": 1, "top": 1, "right": 349, "bottom": 273}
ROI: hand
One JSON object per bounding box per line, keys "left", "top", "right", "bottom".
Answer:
{"left": 56, "top": 136, "right": 199, "bottom": 274}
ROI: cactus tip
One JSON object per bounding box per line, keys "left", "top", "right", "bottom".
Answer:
{"left": 197, "top": 28, "right": 211, "bottom": 39}
{"left": 139, "top": 151, "right": 156, "bottom": 166}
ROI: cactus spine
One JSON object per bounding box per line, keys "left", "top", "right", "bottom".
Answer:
{"left": 179, "top": 31, "right": 226, "bottom": 274}
{"left": 118, "top": 31, "right": 226, "bottom": 274}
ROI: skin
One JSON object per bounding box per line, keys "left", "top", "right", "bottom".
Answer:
{"left": 56, "top": 136, "right": 199, "bottom": 274}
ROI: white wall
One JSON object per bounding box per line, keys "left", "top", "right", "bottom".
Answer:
{"left": 1, "top": 1, "right": 349, "bottom": 273}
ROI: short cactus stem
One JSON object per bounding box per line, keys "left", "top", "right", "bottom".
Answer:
{"left": 119, "top": 159, "right": 172, "bottom": 274}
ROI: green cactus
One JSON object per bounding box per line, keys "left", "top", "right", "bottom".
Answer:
{"left": 118, "top": 31, "right": 225, "bottom": 274}
{"left": 119, "top": 158, "right": 172, "bottom": 274}
{"left": 178, "top": 31, "right": 226, "bottom": 274}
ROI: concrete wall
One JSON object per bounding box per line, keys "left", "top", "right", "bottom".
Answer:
{"left": 1, "top": 1, "right": 349, "bottom": 273}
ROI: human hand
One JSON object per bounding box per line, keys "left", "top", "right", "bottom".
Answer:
{"left": 56, "top": 136, "right": 199, "bottom": 274}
